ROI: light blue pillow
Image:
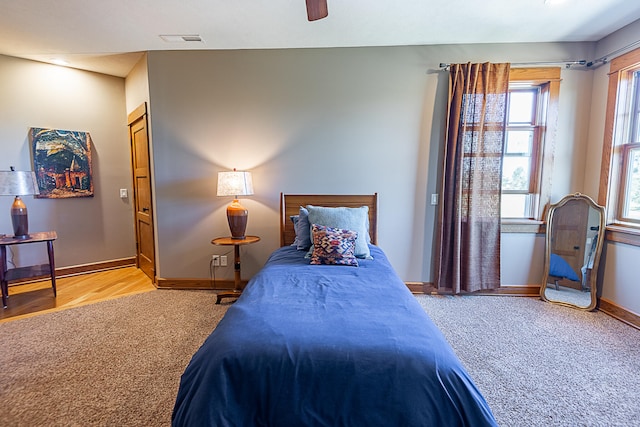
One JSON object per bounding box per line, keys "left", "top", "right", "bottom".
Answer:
{"left": 293, "top": 206, "right": 311, "bottom": 250}
{"left": 290, "top": 215, "right": 300, "bottom": 247}
{"left": 306, "top": 205, "right": 372, "bottom": 259}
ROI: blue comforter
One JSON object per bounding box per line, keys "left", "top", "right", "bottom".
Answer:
{"left": 172, "top": 246, "right": 497, "bottom": 426}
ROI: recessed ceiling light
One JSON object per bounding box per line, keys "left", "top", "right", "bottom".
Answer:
{"left": 50, "top": 58, "right": 69, "bottom": 66}
{"left": 545, "top": 0, "right": 566, "bottom": 4}
{"left": 159, "top": 34, "right": 203, "bottom": 43}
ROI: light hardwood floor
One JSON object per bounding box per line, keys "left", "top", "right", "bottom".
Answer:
{"left": 0, "top": 267, "right": 156, "bottom": 323}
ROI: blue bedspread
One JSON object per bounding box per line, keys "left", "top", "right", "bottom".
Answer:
{"left": 172, "top": 246, "right": 497, "bottom": 426}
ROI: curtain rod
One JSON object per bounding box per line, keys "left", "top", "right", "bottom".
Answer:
{"left": 438, "top": 39, "right": 640, "bottom": 71}
{"left": 586, "top": 39, "right": 640, "bottom": 68}
{"left": 438, "top": 60, "right": 587, "bottom": 70}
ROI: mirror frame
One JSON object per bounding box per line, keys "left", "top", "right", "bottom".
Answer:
{"left": 540, "top": 193, "right": 605, "bottom": 311}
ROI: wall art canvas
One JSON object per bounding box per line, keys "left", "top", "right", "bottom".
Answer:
{"left": 29, "top": 127, "right": 94, "bottom": 198}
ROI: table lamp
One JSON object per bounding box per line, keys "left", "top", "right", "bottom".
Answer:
{"left": 0, "top": 167, "right": 40, "bottom": 239}
{"left": 216, "top": 169, "right": 253, "bottom": 239}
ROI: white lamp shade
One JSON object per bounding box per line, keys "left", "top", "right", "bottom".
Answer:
{"left": 0, "top": 171, "right": 40, "bottom": 196}
{"left": 217, "top": 171, "right": 253, "bottom": 197}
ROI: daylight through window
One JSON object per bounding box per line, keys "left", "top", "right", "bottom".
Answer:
{"left": 500, "top": 68, "right": 560, "bottom": 221}
{"left": 616, "top": 69, "right": 640, "bottom": 223}
{"left": 502, "top": 88, "right": 539, "bottom": 218}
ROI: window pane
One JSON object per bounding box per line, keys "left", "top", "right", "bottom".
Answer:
{"left": 623, "top": 148, "right": 640, "bottom": 220}
{"left": 502, "top": 157, "right": 531, "bottom": 191}
{"left": 508, "top": 91, "right": 535, "bottom": 124}
{"left": 632, "top": 71, "right": 640, "bottom": 143}
{"left": 501, "top": 78, "right": 549, "bottom": 220}
{"left": 502, "top": 194, "right": 528, "bottom": 217}
{"left": 505, "top": 130, "right": 533, "bottom": 154}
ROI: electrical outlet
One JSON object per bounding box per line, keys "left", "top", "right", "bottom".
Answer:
{"left": 211, "top": 255, "right": 220, "bottom": 266}
{"left": 220, "top": 255, "right": 228, "bottom": 266}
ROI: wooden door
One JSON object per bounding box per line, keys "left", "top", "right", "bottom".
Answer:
{"left": 128, "top": 103, "right": 156, "bottom": 282}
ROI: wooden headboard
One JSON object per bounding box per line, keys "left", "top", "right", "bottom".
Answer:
{"left": 280, "top": 193, "right": 378, "bottom": 247}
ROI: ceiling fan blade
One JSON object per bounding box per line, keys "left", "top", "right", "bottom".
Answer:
{"left": 306, "top": 0, "right": 328, "bottom": 21}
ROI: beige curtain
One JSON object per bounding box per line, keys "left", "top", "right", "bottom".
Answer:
{"left": 436, "top": 62, "right": 510, "bottom": 293}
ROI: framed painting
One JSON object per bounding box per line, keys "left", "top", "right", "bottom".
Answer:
{"left": 29, "top": 127, "right": 94, "bottom": 198}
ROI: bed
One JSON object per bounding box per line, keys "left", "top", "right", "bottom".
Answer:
{"left": 172, "top": 194, "right": 497, "bottom": 426}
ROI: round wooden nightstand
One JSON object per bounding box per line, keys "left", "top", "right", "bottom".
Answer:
{"left": 211, "top": 235, "right": 260, "bottom": 304}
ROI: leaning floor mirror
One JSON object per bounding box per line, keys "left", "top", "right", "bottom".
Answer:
{"left": 540, "top": 193, "right": 605, "bottom": 311}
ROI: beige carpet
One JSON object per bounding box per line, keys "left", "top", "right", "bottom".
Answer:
{"left": 0, "top": 290, "right": 229, "bottom": 427}
{"left": 416, "top": 295, "right": 640, "bottom": 427}
{"left": 2, "top": 290, "right": 639, "bottom": 426}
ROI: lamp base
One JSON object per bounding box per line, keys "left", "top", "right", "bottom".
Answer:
{"left": 227, "top": 199, "right": 248, "bottom": 239}
{"left": 11, "top": 196, "right": 30, "bottom": 239}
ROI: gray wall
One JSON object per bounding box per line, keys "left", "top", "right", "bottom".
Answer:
{"left": 146, "top": 47, "right": 431, "bottom": 280}
{"left": 0, "top": 54, "right": 135, "bottom": 268}
{"left": 143, "top": 42, "right": 595, "bottom": 284}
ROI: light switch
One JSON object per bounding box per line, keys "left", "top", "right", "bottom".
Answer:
{"left": 431, "top": 194, "right": 438, "bottom": 205}
{"left": 120, "top": 188, "right": 128, "bottom": 198}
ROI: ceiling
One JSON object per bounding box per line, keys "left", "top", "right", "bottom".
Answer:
{"left": 1, "top": 0, "right": 639, "bottom": 77}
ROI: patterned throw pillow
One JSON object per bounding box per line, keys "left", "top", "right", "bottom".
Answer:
{"left": 306, "top": 205, "right": 371, "bottom": 259}
{"left": 310, "top": 224, "right": 359, "bottom": 266}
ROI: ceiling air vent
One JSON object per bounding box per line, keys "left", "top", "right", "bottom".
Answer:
{"left": 159, "top": 34, "right": 203, "bottom": 43}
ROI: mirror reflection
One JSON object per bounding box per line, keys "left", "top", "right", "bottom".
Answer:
{"left": 541, "top": 193, "right": 605, "bottom": 310}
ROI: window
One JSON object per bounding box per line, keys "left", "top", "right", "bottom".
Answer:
{"left": 501, "top": 68, "right": 559, "bottom": 220}
{"left": 617, "top": 71, "right": 640, "bottom": 223}
{"left": 600, "top": 49, "right": 640, "bottom": 235}
{"left": 620, "top": 143, "right": 640, "bottom": 221}
{"left": 502, "top": 88, "right": 541, "bottom": 218}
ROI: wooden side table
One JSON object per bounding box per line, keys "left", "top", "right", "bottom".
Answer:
{"left": 0, "top": 231, "right": 58, "bottom": 308}
{"left": 211, "top": 235, "right": 260, "bottom": 304}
